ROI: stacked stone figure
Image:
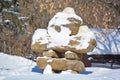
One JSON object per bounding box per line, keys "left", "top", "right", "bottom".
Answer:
{"left": 31, "top": 7, "right": 96, "bottom": 74}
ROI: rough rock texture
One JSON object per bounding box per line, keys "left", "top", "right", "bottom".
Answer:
{"left": 31, "top": 43, "right": 48, "bottom": 55}
{"left": 66, "top": 60, "right": 85, "bottom": 72}
{"left": 65, "top": 51, "right": 80, "bottom": 60}
{"left": 36, "top": 57, "right": 50, "bottom": 70}
{"left": 50, "top": 58, "right": 67, "bottom": 71}
{"left": 65, "top": 18, "right": 82, "bottom": 35}
{"left": 31, "top": 29, "right": 50, "bottom": 55}
{"left": 42, "top": 50, "right": 59, "bottom": 58}
{"left": 50, "top": 58, "right": 85, "bottom": 72}
{"left": 37, "top": 57, "right": 85, "bottom": 72}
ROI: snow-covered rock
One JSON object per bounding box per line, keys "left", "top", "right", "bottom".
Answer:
{"left": 32, "top": 7, "right": 96, "bottom": 74}
{"left": 66, "top": 25, "right": 96, "bottom": 53}
{"left": 31, "top": 19, "right": 96, "bottom": 55}
{"left": 48, "top": 7, "right": 83, "bottom": 35}
{"left": 31, "top": 29, "right": 50, "bottom": 54}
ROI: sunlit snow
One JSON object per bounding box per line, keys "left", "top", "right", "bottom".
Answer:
{"left": 0, "top": 53, "right": 120, "bottom": 80}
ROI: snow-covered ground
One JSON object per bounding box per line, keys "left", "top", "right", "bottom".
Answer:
{"left": 0, "top": 52, "right": 120, "bottom": 80}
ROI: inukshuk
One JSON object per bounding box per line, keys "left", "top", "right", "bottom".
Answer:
{"left": 31, "top": 7, "right": 96, "bottom": 74}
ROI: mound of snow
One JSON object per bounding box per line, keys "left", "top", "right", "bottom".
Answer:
{"left": 0, "top": 52, "right": 39, "bottom": 77}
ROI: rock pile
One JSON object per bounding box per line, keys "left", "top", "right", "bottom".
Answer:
{"left": 31, "top": 7, "right": 96, "bottom": 74}
{"left": 37, "top": 50, "right": 85, "bottom": 74}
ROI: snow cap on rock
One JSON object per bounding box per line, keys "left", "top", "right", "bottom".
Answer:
{"left": 62, "top": 7, "right": 75, "bottom": 14}
{"left": 32, "top": 29, "right": 49, "bottom": 45}
{"left": 78, "top": 25, "right": 91, "bottom": 33}
{"left": 31, "top": 7, "right": 96, "bottom": 55}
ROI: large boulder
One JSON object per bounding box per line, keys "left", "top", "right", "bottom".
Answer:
{"left": 66, "top": 60, "right": 85, "bottom": 72}
{"left": 49, "top": 58, "right": 85, "bottom": 72}
{"left": 48, "top": 7, "right": 83, "bottom": 36}
{"left": 66, "top": 25, "right": 96, "bottom": 54}
{"left": 50, "top": 58, "right": 67, "bottom": 71}
{"left": 31, "top": 28, "right": 96, "bottom": 55}
{"left": 49, "top": 25, "right": 96, "bottom": 54}
{"left": 31, "top": 29, "right": 50, "bottom": 54}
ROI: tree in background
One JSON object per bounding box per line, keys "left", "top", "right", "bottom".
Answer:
{"left": 1, "top": 0, "right": 29, "bottom": 36}
{"left": 0, "top": 0, "right": 30, "bottom": 56}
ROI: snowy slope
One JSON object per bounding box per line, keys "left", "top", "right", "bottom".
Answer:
{"left": 0, "top": 53, "right": 120, "bottom": 80}
{"left": 0, "top": 52, "right": 42, "bottom": 79}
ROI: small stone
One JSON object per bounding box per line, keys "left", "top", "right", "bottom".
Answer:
{"left": 31, "top": 43, "right": 48, "bottom": 54}
{"left": 65, "top": 51, "right": 79, "bottom": 60}
{"left": 43, "top": 50, "right": 58, "bottom": 58}
{"left": 36, "top": 57, "right": 50, "bottom": 70}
